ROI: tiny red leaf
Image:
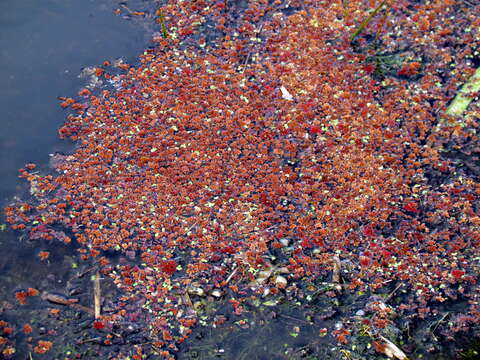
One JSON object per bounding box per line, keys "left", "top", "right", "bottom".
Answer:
{"left": 403, "top": 201, "right": 419, "bottom": 213}
{"left": 309, "top": 125, "right": 321, "bottom": 134}
{"left": 93, "top": 321, "right": 105, "bottom": 329}
{"left": 452, "top": 269, "right": 465, "bottom": 279}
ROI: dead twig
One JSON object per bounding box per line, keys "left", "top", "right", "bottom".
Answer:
{"left": 429, "top": 312, "right": 450, "bottom": 341}
{"left": 225, "top": 267, "right": 238, "bottom": 284}
{"left": 332, "top": 255, "right": 342, "bottom": 292}
{"left": 332, "top": 255, "right": 341, "bottom": 283}
{"left": 94, "top": 271, "right": 101, "bottom": 319}
{"left": 385, "top": 283, "right": 404, "bottom": 303}
{"left": 74, "top": 266, "right": 96, "bottom": 279}
{"left": 243, "top": 23, "right": 264, "bottom": 66}
{"left": 432, "top": 312, "right": 450, "bottom": 332}
{"left": 42, "top": 292, "right": 95, "bottom": 315}
{"left": 278, "top": 313, "right": 313, "bottom": 325}
{"left": 70, "top": 303, "right": 95, "bottom": 316}
{"left": 77, "top": 337, "right": 102, "bottom": 345}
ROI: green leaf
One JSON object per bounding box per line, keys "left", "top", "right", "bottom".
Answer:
{"left": 263, "top": 299, "right": 279, "bottom": 306}
{"left": 446, "top": 66, "right": 480, "bottom": 118}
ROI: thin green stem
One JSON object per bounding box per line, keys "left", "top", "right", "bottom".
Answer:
{"left": 350, "top": 0, "right": 387, "bottom": 43}
{"left": 159, "top": 10, "right": 168, "bottom": 38}
{"left": 342, "top": 0, "right": 349, "bottom": 19}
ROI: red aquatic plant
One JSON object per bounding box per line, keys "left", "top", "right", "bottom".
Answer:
{"left": 33, "top": 340, "right": 53, "bottom": 354}
{"left": 159, "top": 260, "right": 177, "bottom": 276}
{"left": 5, "top": 0, "right": 480, "bottom": 357}
{"left": 93, "top": 321, "right": 105, "bottom": 330}
{"left": 15, "top": 292, "right": 28, "bottom": 305}
{"left": 22, "top": 324, "right": 33, "bottom": 334}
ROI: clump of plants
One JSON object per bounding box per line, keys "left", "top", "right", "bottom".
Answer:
{"left": 3, "top": 0, "right": 480, "bottom": 358}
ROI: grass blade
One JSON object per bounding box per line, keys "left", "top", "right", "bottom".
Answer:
{"left": 350, "top": 0, "right": 387, "bottom": 43}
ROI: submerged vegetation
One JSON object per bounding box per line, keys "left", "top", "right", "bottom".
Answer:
{"left": 2, "top": 0, "right": 480, "bottom": 358}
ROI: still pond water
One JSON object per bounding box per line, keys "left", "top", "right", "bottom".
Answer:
{"left": 0, "top": 0, "right": 155, "bottom": 356}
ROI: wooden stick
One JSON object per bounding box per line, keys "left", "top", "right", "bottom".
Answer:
{"left": 431, "top": 312, "right": 450, "bottom": 334}
{"left": 332, "top": 255, "right": 341, "bottom": 283}
{"left": 385, "top": 282, "right": 404, "bottom": 303}
{"left": 94, "top": 271, "right": 101, "bottom": 319}
{"left": 71, "top": 303, "right": 95, "bottom": 316}
{"left": 225, "top": 267, "right": 238, "bottom": 284}
{"left": 78, "top": 337, "right": 102, "bottom": 345}
{"left": 42, "top": 292, "right": 95, "bottom": 315}
{"left": 332, "top": 255, "right": 343, "bottom": 292}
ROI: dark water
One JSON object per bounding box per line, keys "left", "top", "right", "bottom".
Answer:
{"left": 0, "top": 1, "right": 155, "bottom": 355}
{"left": 0, "top": 0, "right": 155, "bottom": 204}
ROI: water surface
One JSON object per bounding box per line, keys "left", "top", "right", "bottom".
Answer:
{"left": 0, "top": 1, "right": 155, "bottom": 355}
{"left": 0, "top": 0, "right": 155, "bottom": 203}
